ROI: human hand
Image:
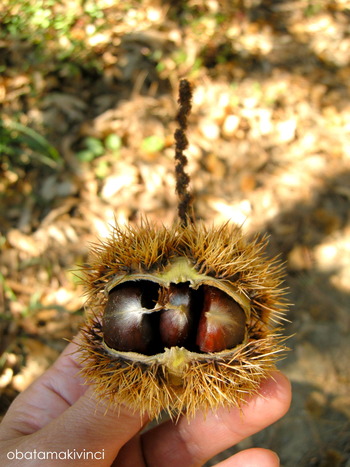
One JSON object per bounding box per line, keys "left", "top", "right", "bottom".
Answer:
{"left": 0, "top": 340, "right": 291, "bottom": 466}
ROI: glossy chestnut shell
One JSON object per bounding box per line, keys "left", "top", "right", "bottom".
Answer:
{"left": 102, "top": 279, "right": 247, "bottom": 356}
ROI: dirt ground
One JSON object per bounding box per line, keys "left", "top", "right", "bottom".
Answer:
{"left": 1, "top": 1, "right": 350, "bottom": 466}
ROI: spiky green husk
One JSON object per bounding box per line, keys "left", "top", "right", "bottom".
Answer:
{"left": 78, "top": 220, "right": 288, "bottom": 419}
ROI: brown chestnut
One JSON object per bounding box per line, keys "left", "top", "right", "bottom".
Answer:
{"left": 102, "top": 282, "right": 158, "bottom": 354}
{"left": 159, "top": 283, "right": 193, "bottom": 348}
{"left": 196, "top": 285, "right": 246, "bottom": 353}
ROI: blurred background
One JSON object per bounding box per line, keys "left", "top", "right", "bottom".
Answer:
{"left": 0, "top": 0, "right": 349, "bottom": 465}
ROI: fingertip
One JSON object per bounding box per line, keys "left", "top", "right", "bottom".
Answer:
{"left": 257, "top": 371, "right": 292, "bottom": 417}
{"left": 218, "top": 448, "right": 280, "bottom": 467}
{"left": 211, "top": 370, "right": 292, "bottom": 428}
{"left": 199, "top": 371, "right": 291, "bottom": 453}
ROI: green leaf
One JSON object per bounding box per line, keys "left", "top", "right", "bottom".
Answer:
{"left": 76, "top": 150, "right": 96, "bottom": 162}
{"left": 105, "top": 134, "right": 122, "bottom": 151}
{"left": 84, "top": 137, "right": 104, "bottom": 156}
{"left": 95, "top": 160, "right": 110, "bottom": 179}
{"left": 0, "top": 120, "right": 62, "bottom": 168}
{"left": 141, "top": 135, "right": 165, "bottom": 153}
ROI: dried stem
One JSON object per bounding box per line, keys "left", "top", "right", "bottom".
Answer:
{"left": 174, "top": 79, "right": 194, "bottom": 226}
